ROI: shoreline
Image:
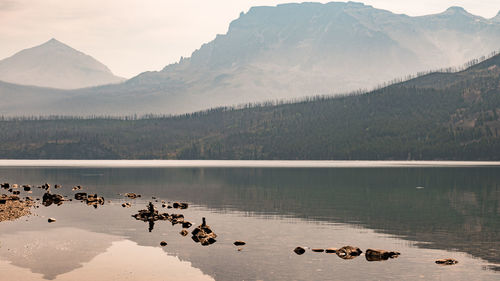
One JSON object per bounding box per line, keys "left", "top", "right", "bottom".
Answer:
{"left": 0, "top": 160, "right": 500, "bottom": 168}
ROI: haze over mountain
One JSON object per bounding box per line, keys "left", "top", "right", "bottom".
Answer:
{"left": 0, "top": 39, "right": 124, "bottom": 89}
{"left": 1, "top": 2, "right": 500, "bottom": 115}
{"left": 2, "top": 49, "right": 500, "bottom": 160}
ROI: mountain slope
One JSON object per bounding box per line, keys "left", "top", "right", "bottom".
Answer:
{"left": 2, "top": 2, "right": 500, "bottom": 115}
{"left": 1, "top": 52, "right": 499, "bottom": 160}
{"left": 0, "top": 39, "right": 124, "bottom": 89}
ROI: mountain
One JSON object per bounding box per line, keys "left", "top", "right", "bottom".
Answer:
{"left": 1, "top": 50, "right": 499, "bottom": 160}
{"left": 1, "top": 2, "right": 500, "bottom": 115}
{"left": 0, "top": 39, "right": 124, "bottom": 89}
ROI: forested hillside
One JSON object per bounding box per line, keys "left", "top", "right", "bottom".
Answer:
{"left": 0, "top": 53, "right": 499, "bottom": 160}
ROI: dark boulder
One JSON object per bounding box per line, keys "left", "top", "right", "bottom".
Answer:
{"left": 294, "top": 247, "right": 306, "bottom": 255}
{"left": 435, "top": 259, "right": 458, "bottom": 265}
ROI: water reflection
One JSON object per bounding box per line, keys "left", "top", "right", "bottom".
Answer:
{"left": 0, "top": 166, "right": 499, "bottom": 280}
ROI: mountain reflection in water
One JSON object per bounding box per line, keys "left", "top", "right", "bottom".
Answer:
{"left": 0, "top": 165, "right": 498, "bottom": 280}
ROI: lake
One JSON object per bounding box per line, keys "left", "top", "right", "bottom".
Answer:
{"left": 0, "top": 161, "right": 499, "bottom": 280}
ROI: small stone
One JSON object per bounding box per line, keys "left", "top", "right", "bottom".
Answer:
{"left": 234, "top": 240, "right": 246, "bottom": 246}
{"left": 294, "top": 247, "right": 306, "bottom": 255}
{"left": 48, "top": 218, "right": 56, "bottom": 223}
{"left": 160, "top": 241, "right": 167, "bottom": 246}
{"left": 180, "top": 230, "right": 188, "bottom": 236}
{"left": 312, "top": 248, "right": 324, "bottom": 252}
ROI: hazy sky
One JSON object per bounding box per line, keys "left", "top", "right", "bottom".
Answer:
{"left": 1, "top": 0, "right": 499, "bottom": 78}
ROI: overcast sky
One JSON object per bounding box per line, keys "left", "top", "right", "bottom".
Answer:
{"left": 1, "top": 0, "right": 499, "bottom": 78}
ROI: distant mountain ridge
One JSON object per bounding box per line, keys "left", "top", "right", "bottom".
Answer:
{"left": 0, "top": 39, "right": 124, "bottom": 89}
{"left": 1, "top": 2, "right": 500, "bottom": 115}
{"left": 1, "top": 50, "right": 499, "bottom": 160}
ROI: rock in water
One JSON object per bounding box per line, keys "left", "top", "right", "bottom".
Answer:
{"left": 160, "top": 241, "right": 167, "bottom": 246}
{"left": 173, "top": 202, "right": 189, "bottom": 209}
{"left": 294, "top": 247, "right": 306, "bottom": 255}
{"left": 191, "top": 217, "right": 217, "bottom": 246}
{"left": 435, "top": 259, "right": 458, "bottom": 265}
{"left": 365, "top": 249, "right": 401, "bottom": 261}
{"left": 48, "top": 218, "right": 56, "bottom": 223}
{"left": 234, "top": 240, "right": 246, "bottom": 246}
{"left": 42, "top": 192, "right": 65, "bottom": 206}
{"left": 336, "top": 246, "right": 362, "bottom": 259}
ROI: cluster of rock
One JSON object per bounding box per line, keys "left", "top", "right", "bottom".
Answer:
{"left": 125, "top": 193, "right": 141, "bottom": 199}
{"left": 73, "top": 192, "right": 105, "bottom": 207}
{"left": 0, "top": 194, "right": 35, "bottom": 222}
{"left": 42, "top": 192, "right": 65, "bottom": 206}
{"left": 131, "top": 202, "right": 194, "bottom": 233}
{"left": 293, "top": 245, "right": 457, "bottom": 265}
{"left": 191, "top": 217, "right": 217, "bottom": 246}
{"left": 294, "top": 246, "right": 365, "bottom": 259}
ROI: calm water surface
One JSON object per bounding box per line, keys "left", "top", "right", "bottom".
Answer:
{"left": 0, "top": 161, "right": 499, "bottom": 280}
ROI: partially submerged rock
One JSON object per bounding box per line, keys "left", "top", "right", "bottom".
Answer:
{"left": 234, "top": 240, "right": 246, "bottom": 246}
{"left": 191, "top": 217, "right": 217, "bottom": 246}
{"left": 294, "top": 247, "right": 306, "bottom": 255}
{"left": 173, "top": 202, "right": 188, "bottom": 209}
{"left": 132, "top": 202, "right": 171, "bottom": 232}
{"left": 182, "top": 221, "right": 192, "bottom": 228}
{"left": 72, "top": 185, "right": 83, "bottom": 191}
{"left": 365, "top": 249, "right": 401, "bottom": 261}
{"left": 160, "top": 241, "right": 167, "bottom": 246}
{"left": 312, "top": 248, "right": 324, "bottom": 253}
{"left": 125, "top": 193, "right": 141, "bottom": 199}
{"left": 74, "top": 192, "right": 87, "bottom": 200}
{"left": 180, "top": 229, "right": 188, "bottom": 236}
{"left": 325, "top": 248, "right": 337, "bottom": 253}
{"left": 48, "top": 218, "right": 56, "bottom": 223}
{"left": 85, "top": 194, "right": 105, "bottom": 207}
{"left": 336, "top": 246, "right": 362, "bottom": 259}
{"left": 435, "top": 258, "right": 458, "bottom": 265}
